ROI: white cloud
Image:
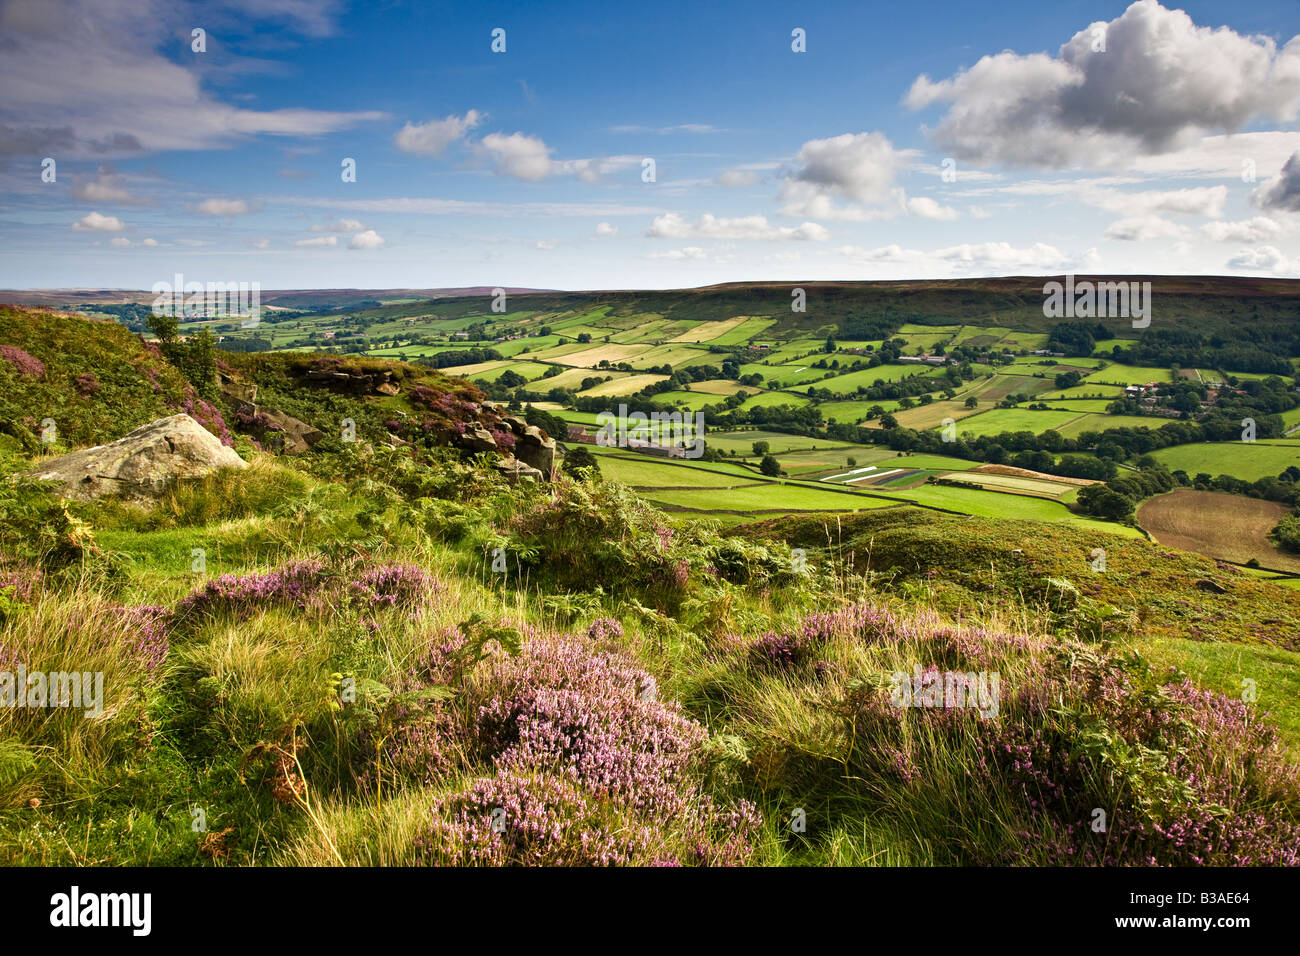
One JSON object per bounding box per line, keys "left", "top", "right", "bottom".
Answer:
{"left": 0, "top": 0, "right": 383, "bottom": 157}
{"left": 394, "top": 110, "right": 482, "bottom": 156}
{"left": 716, "top": 169, "right": 760, "bottom": 187}
{"left": 649, "top": 246, "right": 710, "bottom": 260}
{"left": 646, "top": 212, "right": 828, "bottom": 241}
{"left": 109, "top": 236, "right": 130, "bottom": 246}
{"left": 594, "top": 222, "right": 618, "bottom": 237}
{"left": 933, "top": 241, "right": 1068, "bottom": 268}
{"left": 1201, "top": 216, "right": 1285, "bottom": 242}
{"left": 779, "top": 132, "right": 915, "bottom": 219}
{"left": 535, "top": 239, "right": 556, "bottom": 250}
{"left": 197, "top": 198, "right": 251, "bottom": 216}
{"left": 837, "top": 244, "right": 918, "bottom": 262}
{"left": 906, "top": 196, "right": 958, "bottom": 220}
{"left": 1104, "top": 215, "right": 1187, "bottom": 241}
{"left": 906, "top": 1, "right": 1300, "bottom": 168}
{"left": 476, "top": 132, "right": 554, "bottom": 181}
{"left": 71, "top": 211, "right": 123, "bottom": 231}
{"left": 312, "top": 218, "right": 365, "bottom": 232}
{"left": 1252, "top": 150, "right": 1300, "bottom": 212}
{"left": 348, "top": 229, "right": 385, "bottom": 249}
{"left": 1225, "top": 245, "right": 1297, "bottom": 273}
{"left": 71, "top": 164, "right": 147, "bottom": 204}
{"left": 293, "top": 235, "right": 338, "bottom": 247}
{"left": 609, "top": 123, "right": 719, "bottom": 134}
{"left": 252, "top": 238, "right": 270, "bottom": 249}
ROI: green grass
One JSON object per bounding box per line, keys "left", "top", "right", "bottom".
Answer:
{"left": 951, "top": 408, "right": 1082, "bottom": 438}
{"left": 1148, "top": 441, "right": 1300, "bottom": 480}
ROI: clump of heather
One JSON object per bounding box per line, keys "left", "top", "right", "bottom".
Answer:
{"left": 422, "top": 628, "right": 762, "bottom": 866}
{"left": 749, "top": 603, "right": 902, "bottom": 672}
{"left": 178, "top": 395, "right": 233, "bottom": 446}
{"left": 775, "top": 604, "right": 1300, "bottom": 867}
{"left": 112, "top": 605, "right": 170, "bottom": 678}
{"left": 0, "top": 345, "right": 44, "bottom": 379}
{"left": 422, "top": 769, "right": 656, "bottom": 866}
{"left": 586, "top": 617, "right": 623, "bottom": 641}
{"left": 175, "top": 559, "right": 329, "bottom": 621}
{"left": 0, "top": 567, "right": 43, "bottom": 604}
{"left": 73, "top": 372, "right": 99, "bottom": 396}
{"left": 349, "top": 564, "right": 440, "bottom": 609}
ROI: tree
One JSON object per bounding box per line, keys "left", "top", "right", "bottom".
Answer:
{"left": 562, "top": 445, "right": 600, "bottom": 478}
{"left": 577, "top": 332, "right": 592, "bottom": 343}
{"left": 824, "top": 334, "right": 837, "bottom": 353}
{"left": 760, "top": 454, "right": 781, "bottom": 477}
{"left": 879, "top": 413, "right": 898, "bottom": 429}
{"left": 751, "top": 440, "right": 770, "bottom": 456}
{"left": 964, "top": 396, "right": 978, "bottom": 408}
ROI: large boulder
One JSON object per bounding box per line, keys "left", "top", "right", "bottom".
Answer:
{"left": 27, "top": 414, "right": 247, "bottom": 502}
{"left": 515, "top": 425, "right": 556, "bottom": 478}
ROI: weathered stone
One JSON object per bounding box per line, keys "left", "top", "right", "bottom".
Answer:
{"left": 375, "top": 381, "right": 400, "bottom": 396}
{"left": 27, "top": 414, "right": 246, "bottom": 502}
{"left": 495, "top": 457, "right": 543, "bottom": 482}
{"left": 259, "top": 408, "right": 324, "bottom": 454}
{"left": 515, "top": 425, "right": 556, "bottom": 478}
{"left": 460, "top": 424, "right": 498, "bottom": 453}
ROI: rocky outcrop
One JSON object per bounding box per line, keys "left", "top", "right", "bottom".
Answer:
{"left": 220, "top": 374, "right": 323, "bottom": 455}
{"left": 27, "top": 414, "right": 247, "bottom": 502}
{"left": 304, "top": 366, "right": 400, "bottom": 396}
{"left": 502, "top": 415, "right": 557, "bottom": 478}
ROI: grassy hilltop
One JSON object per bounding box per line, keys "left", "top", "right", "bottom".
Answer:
{"left": 1, "top": 303, "right": 1298, "bottom": 867}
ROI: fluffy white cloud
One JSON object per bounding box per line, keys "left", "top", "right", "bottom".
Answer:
{"left": 71, "top": 211, "right": 123, "bottom": 231}
{"left": 394, "top": 110, "right": 482, "bottom": 156}
{"left": 906, "top": 1, "right": 1300, "bottom": 168}
{"left": 1225, "top": 245, "right": 1297, "bottom": 273}
{"left": 780, "top": 132, "right": 915, "bottom": 219}
{"left": 293, "top": 235, "right": 338, "bottom": 247}
{"left": 0, "top": 0, "right": 382, "bottom": 157}
{"left": 1201, "top": 217, "right": 1285, "bottom": 242}
{"left": 906, "top": 196, "right": 958, "bottom": 220}
{"left": 646, "top": 212, "right": 828, "bottom": 241}
{"left": 72, "top": 164, "right": 147, "bottom": 204}
{"left": 933, "top": 241, "right": 1068, "bottom": 268}
{"left": 594, "top": 222, "right": 618, "bottom": 237}
{"left": 476, "top": 132, "right": 553, "bottom": 181}
{"left": 1104, "top": 215, "right": 1187, "bottom": 241}
{"left": 348, "top": 230, "right": 385, "bottom": 249}
{"left": 1252, "top": 150, "right": 1300, "bottom": 212}
{"left": 197, "top": 198, "right": 251, "bottom": 216}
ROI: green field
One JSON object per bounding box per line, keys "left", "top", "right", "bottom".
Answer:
{"left": 1148, "top": 442, "right": 1300, "bottom": 481}
{"left": 1087, "top": 365, "right": 1172, "bottom": 385}
{"left": 952, "top": 408, "right": 1082, "bottom": 438}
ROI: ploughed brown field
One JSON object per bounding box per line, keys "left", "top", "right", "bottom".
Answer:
{"left": 1138, "top": 489, "right": 1300, "bottom": 573}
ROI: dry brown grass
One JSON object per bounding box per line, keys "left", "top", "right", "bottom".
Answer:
{"left": 1138, "top": 489, "right": 1300, "bottom": 572}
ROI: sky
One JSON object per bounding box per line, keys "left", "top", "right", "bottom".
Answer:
{"left": 2, "top": 0, "right": 1300, "bottom": 290}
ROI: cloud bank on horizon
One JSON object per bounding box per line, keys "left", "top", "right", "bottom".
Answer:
{"left": 1, "top": 0, "right": 1299, "bottom": 289}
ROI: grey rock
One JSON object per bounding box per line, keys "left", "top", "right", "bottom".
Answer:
{"left": 27, "top": 414, "right": 247, "bottom": 502}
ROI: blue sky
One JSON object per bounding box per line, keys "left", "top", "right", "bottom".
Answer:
{"left": 3, "top": 0, "right": 1300, "bottom": 289}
